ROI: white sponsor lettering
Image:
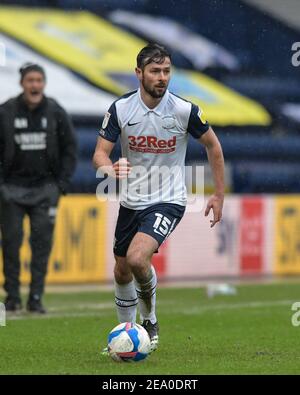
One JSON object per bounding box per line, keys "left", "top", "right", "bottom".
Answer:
{"left": 14, "top": 132, "right": 47, "bottom": 150}
{"left": 14, "top": 118, "right": 28, "bottom": 129}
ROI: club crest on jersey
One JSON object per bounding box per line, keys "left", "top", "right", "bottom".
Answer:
{"left": 128, "top": 135, "right": 176, "bottom": 153}
{"left": 162, "top": 115, "right": 176, "bottom": 129}
{"left": 41, "top": 117, "right": 47, "bottom": 129}
{"left": 102, "top": 112, "right": 111, "bottom": 129}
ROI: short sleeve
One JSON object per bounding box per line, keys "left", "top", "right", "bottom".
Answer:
{"left": 187, "top": 103, "right": 210, "bottom": 139}
{"left": 98, "top": 102, "right": 121, "bottom": 142}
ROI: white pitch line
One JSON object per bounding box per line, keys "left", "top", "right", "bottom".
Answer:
{"left": 6, "top": 311, "right": 109, "bottom": 321}
{"left": 4, "top": 299, "right": 295, "bottom": 321}
{"left": 48, "top": 302, "right": 114, "bottom": 311}
{"left": 175, "top": 299, "right": 296, "bottom": 315}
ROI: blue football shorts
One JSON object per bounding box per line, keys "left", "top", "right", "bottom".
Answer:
{"left": 113, "top": 202, "right": 186, "bottom": 257}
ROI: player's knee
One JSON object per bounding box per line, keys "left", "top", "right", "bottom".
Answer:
{"left": 114, "top": 264, "right": 132, "bottom": 284}
{"left": 126, "top": 250, "right": 143, "bottom": 268}
{"left": 126, "top": 251, "right": 148, "bottom": 278}
{"left": 126, "top": 250, "right": 145, "bottom": 269}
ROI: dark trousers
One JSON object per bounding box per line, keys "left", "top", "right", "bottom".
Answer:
{"left": 0, "top": 183, "right": 60, "bottom": 301}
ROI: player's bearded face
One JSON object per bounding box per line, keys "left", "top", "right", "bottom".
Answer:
{"left": 141, "top": 58, "right": 171, "bottom": 99}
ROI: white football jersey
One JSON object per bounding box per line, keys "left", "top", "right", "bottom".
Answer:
{"left": 99, "top": 89, "right": 209, "bottom": 210}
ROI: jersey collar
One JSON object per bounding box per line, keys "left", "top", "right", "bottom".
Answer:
{"left": 138, "top": 89, "right": 169, "bottom": 116}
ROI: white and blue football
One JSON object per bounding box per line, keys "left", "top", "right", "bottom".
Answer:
{"left": 108, "top": 322, "right": 151, "bottom": 362}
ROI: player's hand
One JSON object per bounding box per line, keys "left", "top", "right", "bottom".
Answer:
{"left": 205, "top": 193, "right": 224, "bottom": 228}
{"left": 113, "top": 158, "right": 132, "bottom": 179}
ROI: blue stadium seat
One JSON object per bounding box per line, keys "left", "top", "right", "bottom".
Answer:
{"left": 233, "top": 161, "right": 300, "bottom": 193}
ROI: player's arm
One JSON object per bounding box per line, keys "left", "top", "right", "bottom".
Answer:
{"left": 199, "top": 127, "right": 225, "bottom": 228}
{"left": 93, "top": 105, "right": 131, "bottom": 179}
{"left": 93, "top": 136, "right": 114, "bottom": 172}
{"left": 186, "top": 103, "right": 224, "bottom": 227}
{"left": 93, "top": 137, "right": 131, "bottom": 179}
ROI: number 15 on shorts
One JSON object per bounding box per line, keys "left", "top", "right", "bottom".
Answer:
{"left": 153, "top": 213, "right": 172, "bottom": 237}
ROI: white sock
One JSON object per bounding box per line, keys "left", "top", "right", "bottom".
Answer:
{"left": 135, "top": 265, "right": 157, "bottom": 324}
{"left": 114, "top": 280, "right": 138, "bottom": 323}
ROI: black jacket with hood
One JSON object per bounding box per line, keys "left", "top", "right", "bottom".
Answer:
{"left": 0, "top": 94, "right": 77, "bottom": 194}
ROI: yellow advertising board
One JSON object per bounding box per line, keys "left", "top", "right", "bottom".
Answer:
{"left": 0, "top": 7, "right": 271, "bottom": 126}
{"left": 0, "top": 195, "right": 107, "bottom": 284}
{"left": 274, "top": 196, "right": 300, "bottom": 274}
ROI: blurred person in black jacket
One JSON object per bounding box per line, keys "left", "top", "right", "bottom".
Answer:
{"left": 0, "top": 63, "right": 77, "bottom": 313}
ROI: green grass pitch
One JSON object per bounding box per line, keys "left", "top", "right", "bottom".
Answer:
{"left": 1, "top": 282, "right": 300, "bottom": 375}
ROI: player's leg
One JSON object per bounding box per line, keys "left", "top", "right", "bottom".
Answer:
{"left": 101, "top": 206, "right": 139, "bottom": 356}
{"left": 113, "top": 255, "right": 138, "bottom": 323}
{"left": 128, "top": 203, "right": 186, "bottom": 351}
{"left": 27, "top": 184, "right": 60, "bottom": 313}
{"left": 126, "top": 233, "right": 158, "bottom": 323}
{"left": 0, "top": 199, "right": 25, "bottom": 311}
{"left": 28, "top": 204, "right": 55, "bottom": 313}
{"left": 126, "top": 232, "right": 159, "bottom": 350}
{"left": 112, "top": 205, "right": 139, "bottom": 323}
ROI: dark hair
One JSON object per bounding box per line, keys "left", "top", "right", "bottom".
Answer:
{"left": 137, "top": 43, "right": 171, "bottom": 70}
{"left": 19, "top": 62, "right": 46, "bottom": 81}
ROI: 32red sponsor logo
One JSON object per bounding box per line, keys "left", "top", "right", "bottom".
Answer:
{"left": 128, "top": 135, "right": 176, "bottom": 153}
